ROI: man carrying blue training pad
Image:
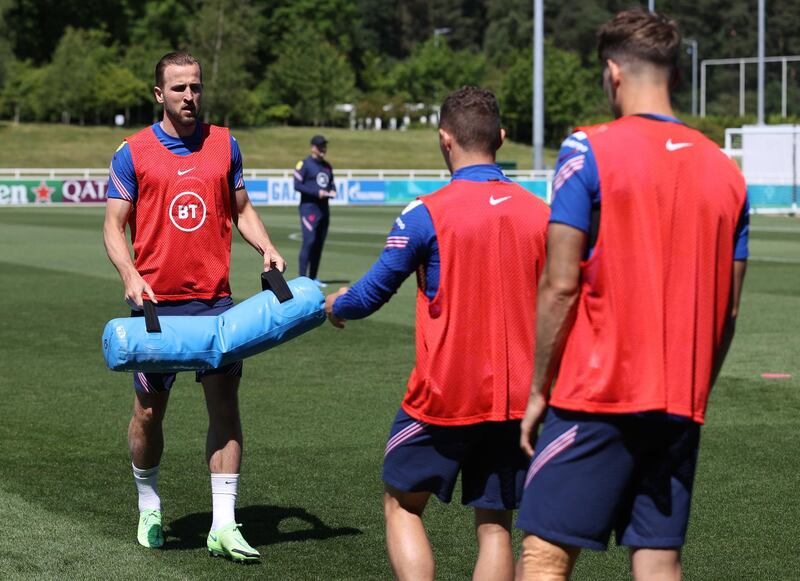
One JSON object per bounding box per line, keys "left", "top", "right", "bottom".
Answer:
{"left": 102, "top": 275, "right": 326, "bottom": 373}
{"left": 102, "top": 51, "right": 289, "bottom": 561}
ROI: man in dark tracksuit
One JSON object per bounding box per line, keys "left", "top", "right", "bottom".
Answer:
{"left": 294, "top": 134, "right": 336, "bottom": 286}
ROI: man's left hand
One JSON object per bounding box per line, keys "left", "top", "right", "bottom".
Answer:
{"left": 325, "top": 287, "right": 349, "bottom": 328}
{"left": 263, "top": 245, "right": 286, "bottom": 272}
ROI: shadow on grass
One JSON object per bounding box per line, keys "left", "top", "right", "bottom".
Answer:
{"left": 165, "top": 505, "right": 362, "bottom": 550}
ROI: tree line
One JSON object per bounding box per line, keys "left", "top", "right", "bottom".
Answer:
{"left": 0, "top": 0, "right": 798, "bottom": 145}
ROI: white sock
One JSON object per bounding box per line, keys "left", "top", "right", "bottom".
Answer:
{"left": 211, "top": 473, "right": 238, "bottom": 531}
{"left": 132, "top": 463, "right": 161, "bottom": 512}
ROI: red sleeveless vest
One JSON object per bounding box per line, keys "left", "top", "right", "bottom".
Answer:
{"left": 403, "top": 180, "right": 550, "bottom": 426}
{"left": 548, "top": 116, "right": 747, "bottom": 423}
{"left": 126, "top": 124, "right": 233, "bottom": 301}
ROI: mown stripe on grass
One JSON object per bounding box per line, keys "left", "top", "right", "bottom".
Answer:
{"left": 749, "top": 255, "right": 800, "bottom": 264}
{"left": 0, "top": 258, "right": 121, "bottom": 284}
{"left": 0, "top": 486, "right": 189, "bottom": 580}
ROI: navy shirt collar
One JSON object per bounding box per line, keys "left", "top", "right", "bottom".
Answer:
{"left": 634, "top": 113, "right": 685, "bottom": 125}
{"left": 152, "top": 121, "right": 204, "bottom": 150}
{"left": 451, "top": 163, "right": 511, "bottom": 183}
{"left": 306, "top": 154, "right": 329, "bottom": 167}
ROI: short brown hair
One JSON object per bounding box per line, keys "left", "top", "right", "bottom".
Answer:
{"left": 155, "top": 52, "right": 202, "bottom": 88}
{"left": 598, "top": 9, "right": 681, "bottom": 73}
{"left": 439, "top": 86, "right": 502, "bottom": 155}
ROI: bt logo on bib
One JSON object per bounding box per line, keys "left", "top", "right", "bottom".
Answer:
{"left": 169, "top": 191, "right": 207, "bottom": 232}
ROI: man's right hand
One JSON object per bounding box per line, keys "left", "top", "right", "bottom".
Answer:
{"left": 124, "top": 273, "right": 157, "bottom": 310}
{"left": 325, "top": 287, "right": 349, "bottom": 328}
{"left": 519, "top": 392, "right": 548, "bottom": 457}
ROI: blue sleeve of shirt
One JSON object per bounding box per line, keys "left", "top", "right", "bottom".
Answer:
{"left": 106, "top": 142, "right": 138, "bottom": 204}
{"left": 549, "top": 132, "right": 600, "bottom": 232}
{"left": 230, "top": 135, "right": 244, "bottom": 190}
{"left": 294, "top": 160, "right": 320, "bottom": 196}
{"left": 329, "top": 165, "right": 336, "bottom": 191}
{"left": 333, "top": 201, "right": 435, "bottom": 320}
{"left": 734, "top": 196, "right": 750, "bottom": 260}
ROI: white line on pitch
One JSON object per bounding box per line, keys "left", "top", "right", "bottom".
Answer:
{"left": 749, "top": 256, "right": 800, "bottom": 264}
{"left": 750, "top": 227, "right": 800, "bottom": 233}
{"left": 289, "top": 232, "right": 800, "bottom": 263}
{"left": 288, "top": 232, "right": 382, "bottom": 247}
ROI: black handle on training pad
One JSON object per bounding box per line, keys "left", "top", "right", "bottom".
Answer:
{"left": 142, "top": 300, "right": 161, "bottom": 333}
{"left": 261, "top": 270, "right": 293, "bottom": 303}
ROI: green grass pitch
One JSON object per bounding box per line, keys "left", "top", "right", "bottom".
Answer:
{"left": 0, "top": 206, "right": 798, "bottom": 580}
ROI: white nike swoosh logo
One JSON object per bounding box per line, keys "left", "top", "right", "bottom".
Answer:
{"left": 665, "top": 139, "right": 693, "bottom": 152}
{"left": 489, "top": 195, "right": 512, "bottom": 206}
{"left": 177, "top": 168, "right": 195, "bottom": 176}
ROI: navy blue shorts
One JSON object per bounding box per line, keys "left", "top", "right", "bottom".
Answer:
{"left": 516, "top": 408, "right": 701, "bottom": 550}
{"left": 131, "top": 297, "right": 242, "bottom": 394}
{"left": 382, "top": 408, "right": 528, "bottom": 510}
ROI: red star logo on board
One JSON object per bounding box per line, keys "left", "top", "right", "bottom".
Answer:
{"left": 33, "top": 181, "right": 54, "bottom": 204}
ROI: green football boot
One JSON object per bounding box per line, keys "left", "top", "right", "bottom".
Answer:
{"left": 137, "top": 509, "right": 164, "bottom": 548}
{"left": 207, "top": 522, "right": 260, "bottom": 563}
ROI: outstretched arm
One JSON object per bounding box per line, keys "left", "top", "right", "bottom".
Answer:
{"left": 234, "top": 188, "right": 286, "bottom": 272}
{"left": 325, "top": 256, "right": 417, "bottom": 328}
{"left": 326, "top": 202, "right": 434, "bottom": 328}
{"left": 520, "top": 223, "right": 587, "bottom": 456}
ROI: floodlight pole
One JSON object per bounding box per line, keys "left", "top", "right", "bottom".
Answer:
{"left": 793, "top": 126, "right": 798, "bottom": 214}
{"left": 782, "top": 58, "right": 788, "bottom": 117}
{"left": 532, "top": 0, "right": 544, "bottom": 170}
{"left": 648, "top": 0, "right": 655, "bottom": 12}
{"left": 700, "top": 61, "right": 707, "bottom": 117}
{"left": 757, "top": 0, "right": 765, "bottom": 124}
{"left": 740, "top": 60, "right": 746, "bottom": 117}
{"left": 434, "top": 27, "right": 451, "bottom": 49}
{"left": 684, "top": 39, "right": 698, "bottom": 116}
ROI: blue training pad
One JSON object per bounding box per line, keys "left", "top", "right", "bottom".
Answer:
{"left": 102, "top": 277, "right": 325, "bottom": 372}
